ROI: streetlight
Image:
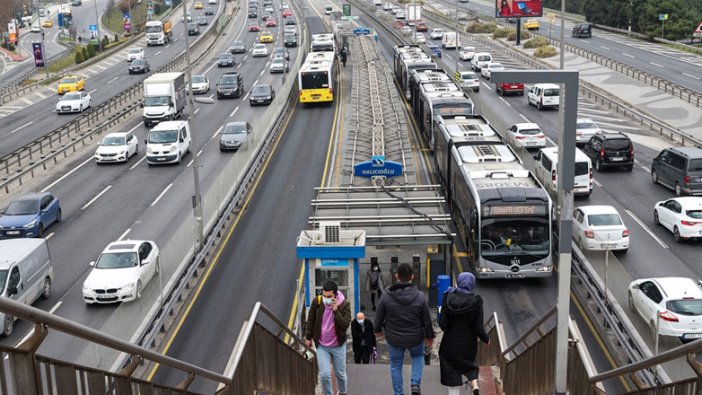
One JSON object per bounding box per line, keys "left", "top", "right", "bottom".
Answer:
{"left": 93, "top": 0, "right": 102, "bottom": 50}
{"left": 454, "top": 0, "right": 459, "bottom": 74}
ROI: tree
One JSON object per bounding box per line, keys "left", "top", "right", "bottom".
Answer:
{"left": 75, "top": 50, "right": 84, "bottom": 64}
{"left": 82, "top": 46, "right": 89, "bottom": 60}
{"left": 633, "top": 0, "right": 700, "bottom": 39}
{"left": 114, "top": 33, "right": 120, "bottom": 42}
{"left": 581, "top": 0, "right": 632, "bottom": 29}
{"left": 87, "top": 43, "right": 96, "bottom": 57}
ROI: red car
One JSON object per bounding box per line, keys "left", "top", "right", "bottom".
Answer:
{"left": 249, "top": 24, "right": 260, "bottom": 32}
{"left": 415, "top": 22, "right": 428, "bottom": 32}
{"left": 394, "top": 20, "right": 405, "bottom": 28}
{"left": 266, "top": 19, "right": 277, "bottom": 27}
{"left": 496, "top": 82, "right": 524, "bottom": 96}
{"left": 282, "top": 9, "right": 292, "bottom": 17}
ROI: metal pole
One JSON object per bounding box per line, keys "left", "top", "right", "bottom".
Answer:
{"left": 604, "top": 247, "right": 609, "bottom": 313}
{"left": 559, "top": 0, "right": 564, "bottom": 69}
{"left": 454, "top": 0, "right": 458, "bottom": 73}
{"left": 181, "top": 0, "right": 204, "bottom": 247}
{"left": 93, "top": 0, "right": 102, "bottom": 50}
{"left": 515, "top": 18, "right": 521, "bottom": 46}
{"left": 127, "top": 0, "right": 132, "bottom": 33}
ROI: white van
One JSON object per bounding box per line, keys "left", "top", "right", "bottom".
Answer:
{"left": 533, "top": 147, "right": 593, "bottom": 197}
{"left": 527, "top": 83, "right": 560, "bottom": 110}
{"left": 0, "top": 239, "right": 53, "bottom": 337}
{"left": 470, "top": 52, "right": 492, "bottom": 72}
{"left": 145, "top": 120, "right": 192, "bottom": 165}
{"left": 324, "top": 5, "right": 334, "bottom": 14}
{"left": 442, "top": 31, "right": 459, "bottom": 49}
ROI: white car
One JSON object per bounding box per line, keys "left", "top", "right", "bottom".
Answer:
{"left": 395, "top": 11, "right": 406, "bottom": 19}
{"left": 126, "top": 47, "right": 145, "bottom": 62}
{"left": 190, "top": 74, "right": 210, "bottom": 94}
{"left": 575, "top": 118, "right": 602, "bottom": 145}
{"left": 572, "top": 205, "right": 629, "bottom": 253}
{"left": 56, "top": 91, "right": 91, "bottom": 114}
{"left": 401, "top": 26, "right": 412, "bottom": 35}
{"left": 383, "top": 2, "right": 392, "bottom": 10}
{"left": 454, "top": 71, "right": 480, "bottom": 92}
{"left": 269, "top": 57, "right": 288, "bottom": 73}
{"left": 654, "top": 197, "right": 702, "bottom": 242}
{"left": 481, "top": 62, "right": 504, "bottom": 80}
{"left": 252, "top": 44, "right": 268, "bottom": 57}
{"left": 414, "top": 32, "right": 425, "bottom": 43}
{"left": 31, "top": 24, "right": 41, "bottom": 33}
{"left": 95, "top": 132, "right": 139, "bottom": 163}
{"left": 284, "top": 25, "right": 297, "bottom": 34}
{"left": 628, "top": 277, "right": 702, "bottom": 341}
{"left": 208, "top": 0, "right": 216, "bottom": 3}
{"left": 429, "top": 28, "right": 444, "bottom": 39}
{"left": 459, "top": 46, "right": 476, "bottom": 61}
{"left": 82, "top": 240, "right": 160, "bottom": 304}
{"left": 506, "top": 123, "right": 546, "bottom": 149}
{"left": 391, "top": 7, "right": 400, "bottom": 14}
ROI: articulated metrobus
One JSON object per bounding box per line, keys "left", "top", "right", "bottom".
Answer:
{"left": 299, "top": 52, "right": 336, "bottom": 103}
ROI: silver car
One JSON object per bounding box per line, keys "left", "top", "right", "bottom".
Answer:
{"left": 219, "top": 121, "right": 251, "bottom": 151}
{"left": 576, "top": 118, "right": 601, "bottom": 145}
{"left": 190, "top": 75, "right": 210, "bottom": 94}
{"left": 269, "top": 57, "right": 288, "bottom": 73}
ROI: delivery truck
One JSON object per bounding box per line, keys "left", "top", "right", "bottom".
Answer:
{"left": 141, "top": 72, "right": 186, "bottom": 127}
{"left": 145, "top": 20, "right": 173, "bottom": 46}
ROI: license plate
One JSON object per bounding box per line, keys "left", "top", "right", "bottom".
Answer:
{"left": 312, "top": 95, "right": 320, "bottom": 99}
{"left": 505, "top": 274, "right": 525, "bottom": 279}
{"left": 526, "top": 141, "right": 538, "bottom": 145}
{"left": 96, "top": 294, "right": 113, "bottom": 299}
{"left": 611, "top": 157, "right": 624, "bottom": 161}
{"left": 157, "top": 157, "right": 166, "bottom": 161}
{"left": 6, "top": 231, "right": 20, "bottom": 235}
{"left": 684, "top": 333, "right": 702, "bottom": 339}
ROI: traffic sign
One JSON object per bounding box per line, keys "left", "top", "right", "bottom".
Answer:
{"left": 342, "top": 15, "right": 358, "bottom": 20}
{"left": 343, "top": 4, "right": 351, "bottom": 16}
{"left": 354, "top": 26, "right": 371, "bottom": 35}
{"left": 89, "top": 24, "right": 97, "bottom": 32}
{"left": 658, "top": 13, "right": 668, "bottom": 21}
{"left": 124, "top": 21, "right": 132, "bottom": 32}
{"left": 354, "top": 157, "right": 403, "bottom": 178}
{"left": 546, "top": 13, "right": 555, "bottom": 23}
{"left": 694, "top": 21, "right": 702, "bottom": 38}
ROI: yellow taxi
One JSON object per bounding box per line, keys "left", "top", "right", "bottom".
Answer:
{"left": 42, "top": 19, "right": 53, "bottom": 28}
{"left": 57, "top": 75, "right": 86, "bottom": 94}
{"left": 523, "top": 18, "right": 540, "bottom": 30}
{"left": 194, "top": 1, "right": 204, "bottom": 9}
{"left": 259, "top": 31, "right": 274, "bottom": 43}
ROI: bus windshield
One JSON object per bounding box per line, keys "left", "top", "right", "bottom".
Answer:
{"left": 480, "top": 219, "right": 549, "bottom": 256}
{"left": 301, "top": 71, "right": 329, "bottom": 89}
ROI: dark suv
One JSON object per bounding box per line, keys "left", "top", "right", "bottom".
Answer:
{"left": 652, "top": 147, "right": 702, "bottom": 196}
{"left": 216, "top": 72, "right": 244, "bottom": 99}
{"left": 284, "top": 33, "right": 298, "bottom": 47}
{"left": 582, "top": 132, "right": 634, "bottom": 172}
{"left": 572, "top": 22, "right": 592, "bottom": 38}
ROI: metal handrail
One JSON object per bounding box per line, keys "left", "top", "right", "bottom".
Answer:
{"left": 500, "top": 305, "right": 556, "bottom": 358}
{"left": 0, "top": 297, "right": 232, "bottom": 386}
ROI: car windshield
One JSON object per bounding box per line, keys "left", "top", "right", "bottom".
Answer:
{"left": 224, "top": 124, "right": 246, "bottom": 134}
{"left": 478, "top": 55, "right": 490, "bottom": 61}
{"left": 686, "top": 210, "right": 702, "bottom": 219}
{"left": 143, "top": 96, "right": 169, "bottom": 106}
{"left": 688, "top": 159, "right": 702, "bottom": 171}
{"left": 128, "top": 49, "right": 140, "bottom": 54}
{"left": 604, "top": 138, "right": 630, "bottom": 150}
{"left": 233, "top": 41, "right": 244, "bottom": 47}
{"left": 95, "top": 252, "right": 139, "bottom": 269}
{"left": 192, "top": 75, "right": 205, "bottom": 83}
{"left": 102, "top": 136, "right": 126, "bottom": 146}
{"left": 253, "top": 85, "right": 270, "bottom": 94}
{"left": 146, "top": 25, "right": 162, "bottom": 32}
{"left": 577, "top": 121, "right": 597, "bottom": 130}
{"left": 220, "top": 54, "right": 232, "bottom": 60}
{"left": 220, "top": 76, "right": 237, "bottom": 84}
{"left": 667, "top": 299, "right": 702, "bottom": 316}
{"left": 188, "top": 22, "right": 197, "bottom": 28}
{"left": 148, "top": 129, "right": 178, "bottom": 143}
{"left": 587, "top": 214, "right": 622, "bottom": 226}
{"left": 61, "top": 77, "right": 76, "bottom": 84}
{"left": 462, "top": 73, "right": 476, "bottom": 80}
{"left": 480, "top": 219, "right": 549, "bottom": 255}
{"left": 132, "top": 59, "right": 145, "bottom": 65}
{"left": 518, "top": 128, "right": 541, "bottom": 135}
{"left": 543, "top": 88, "right": 559, "bottom": 96}
{"left": 63, "top": 93, "right": 81, "bottom": 100}
{"left": 5, "top": 200, "right": 39, "bottom": 215}
{"left": 272, "top": 58, "right": 284, "bottom": 65}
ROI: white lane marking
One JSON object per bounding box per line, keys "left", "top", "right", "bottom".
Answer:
{"left": 194, "top": 107, "right": 200, "bottom": 115}
{"left": 649, "top": 62, "right": 664, "bottom": 68}
{"left": 187, "top": 159, "right": 194, "bottom": 167}
{"left": 117, "top": 228, "right": 131, "bottom": 241}
{"left": 129, "top": 155, "right": 146, "bottom": 170}
{"left": 518, "top": 113, "right": 530, "bottom": 123}
{"left": 155, "top": 50, "right": 162, "bottom": 56}
{"left": 625, "top": 209, "right": 668, "bottom": 249}
{"left": 498, "top": 97, "right": 510, "bottom": 106}
{"left": 42, "top": 157, "right": 93, "bottom": 192}
{"left": 49, "top": 301, "right": 62, "bottom": 313}
{"left": 482, "top": 82, "right": 492, "bottom": 91}
{"left": 253, "top": 79, "right": 259, "bottom": 86}
{"left": 229, "top": 106, "right": 239, "bottom": 117}
{"left": 81, "top": 185, "right": 112, "bottom": 210}
{"left": 237, "top": 63, "right": 243, "bottom": 68}
{"left": 197, "top": 148, "right": 203, "bottom": 156}
{"left": 45, "top": 232, "right": 55, "bottom": 240}
{"left": 204, "top": 59, "right": 218, "bottom": 74}
{"left": 126, "top": 122, "right": 141, "bottom": 134}
{"left": 107, "top": 76, "right": 119, "bottom": 84}
{"left": 243, "top": 92, "right": 250, "bottom": 100}
{"left": 243, "top": 55, "right": 248, "bottom": 62}
{"left": 593, "top": 179, "right": 602, "bottom": 188}
{"left": 622, "top": 53, "right": 634, "bottom": 58}
{"left": 8, "top": 121, "right": 34, "bottom": 135}
{"left": 151, "top": 183, "right": 173, "bottom": 206}
{"left": 259, "top": 69, "right": 265, "bottom": 76}
{"left": 21, "top": 97, "right": 32, "bottom": 105}
{"left": 600, "top": 46, "right": 610, "bottom": 50}
{"left": 211, "top": 125, "right": 223, "bottom": 140}
{"left": 682, "top": 72, "right": 701, "bottom": 80}
{"left": 88, "top": 88, "right": 98, "bottom": 94}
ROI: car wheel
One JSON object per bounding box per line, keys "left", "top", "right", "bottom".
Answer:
{"left": 3, "top": 315, "right": 13, "bottom": 337}
{"left": 652, "top": 170, "right": 658, "bottom": 184}
{"left": 56, "top": 209, "right": 62, "bottom": 223}
{"left": 136, "top": 280, "right": 143, "bottom": 299}
{"left": 653, "top": 210, "right": 659, "bottom": 225}
{"left": 675, "top": 182, "right": 683, "bottom": 196}
{"left": 626, "top": 165, "right": 633, "bottom": 171}
{"left": 42, "top": 277, "right": 51, "bottom": 299}
{"left": 595, "top": 159, "right": 603, "bottom": 172}
{"left": 88, "top": 100, "right": 91, "bottom": 108}
{"left": 37, "top": 223, "right": 44, "bottom": 238}
{"left": 673, "top": 226, "right": 682, "bottom": 243}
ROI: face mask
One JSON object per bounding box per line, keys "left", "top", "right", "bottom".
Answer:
{"left": 372, "top": 266, "right": 379, "bottom": 271}
{"left": 357, "top": 319, "right": 364, "bottom": 325}
{"left": 323, "top": 297, "right": 333, "bottom": 305}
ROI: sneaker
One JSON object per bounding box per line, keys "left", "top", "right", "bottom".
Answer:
{"left": 411, "top": 384, "right": 421, "bottom": 395}
{"left": 472, "top": 388, "right": 480, "bottom": 395}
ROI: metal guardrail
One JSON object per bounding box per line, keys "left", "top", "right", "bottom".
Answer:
{"left": 0, "top": 6, "right": 230, "bottom": 196}
{"left": 0, "top": 297, "right": 231, "bottom": 394}
{"left": 0, "top": 45, "right": 74, "bottom": 97}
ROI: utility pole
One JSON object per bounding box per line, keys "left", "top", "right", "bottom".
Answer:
{"left": 454, "top": 0, "right": 458, "bottom": 73}
{"left": 93, "top": 0, "right": 102, "bottom": 50}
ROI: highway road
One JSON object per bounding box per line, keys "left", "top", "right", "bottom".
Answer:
{"left": 0, "top": 0, "right": 302, "bottom": 373}
{"left": 443, "top": 0, "right": 702, "bottom": 93}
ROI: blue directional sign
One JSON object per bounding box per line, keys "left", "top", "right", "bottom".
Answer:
{"left": 89, "top": 24, "right": 97, "bottom": 32}
{"left": 354, "top": 156, "right": 403, "bottom": 178}
{"left": 58, "top": 13, "right": 63, "bottom": 27}
{"left": 354, "top": 27, "right": 371, "bottom": 35}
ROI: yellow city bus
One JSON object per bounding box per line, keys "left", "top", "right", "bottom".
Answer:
{"left": 298, "top": 52, "right": 336, "bottom": 103}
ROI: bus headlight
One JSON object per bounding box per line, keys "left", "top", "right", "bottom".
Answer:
{"left": 477, "top": 267, "right": 494, "bottom": 273}
{"left": 536, "top": 265, "right": 552, "bottom": 272}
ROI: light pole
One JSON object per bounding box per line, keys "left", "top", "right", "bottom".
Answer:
{"left": 181, "top": 0, "right": 204, "bottom": 247}
{"left": 454, "top": 0, "right": 458, "bottom": 73}
{"left": 93, "top": 0, "right": 102, "bottom": 50}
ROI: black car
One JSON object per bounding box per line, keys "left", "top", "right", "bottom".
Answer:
{"left": 249, "top": 84, "right": 275, "bottom": 106}
{"left": 285, "top": 18, "right": 296, "bottom": 25}
{"left": 273, "top": 47, "right": 290, "bottom": 61}
{"left": 217, "top": 53, "right": 235, "bottom": 67}
{"left": 283, "top": 33, "right": 297, "bottom": 47}
{"left": 217, "top": 72, "right": 244, "bottom": 99}
{"left": 229, "top": 41, "right": 246, "bottom": 54}
{"left": 72, "top": 0, "right": 82, "bottom": 5}
{"left": 248, "top": 8, "right": 258, "bottom": 18}
{"left": 583, "top": 132, "right": 634, "bottom": 172}
{"left": 197, "top": 15, "right": 208, "bottom": 26}
{"left": 572, "top": 22, "right": 592, "bottom": 38}
{"left": 188, "top": 22, "right": 200, "bottom": 35}
{"left": 204, "top": 6, "right": 214, "bottom": 15}
{"left": 129, "top": 58, "right": 150, "bottom": 74}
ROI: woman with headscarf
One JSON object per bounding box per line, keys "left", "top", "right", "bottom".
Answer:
{"left": 438, "top": 272, "right": 490, "bottom": 395}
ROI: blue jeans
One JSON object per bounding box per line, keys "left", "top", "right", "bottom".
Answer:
{"left": 317, "top": 343, "right": 347, "bottom": 395}
{"left": 387, "top": 342, "right": 424, "bottom": 395}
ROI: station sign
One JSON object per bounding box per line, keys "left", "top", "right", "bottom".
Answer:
{"left": 354, "top": 26, "right": 371, "bottom": 35}
{"left": 343, "top": 4, "right": 351, "bottom": 16}
{"left": 354, "top": 155, "right": 403, "bottom": 178}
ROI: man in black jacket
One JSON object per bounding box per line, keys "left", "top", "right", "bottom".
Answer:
{"left": 374, "top": 263, "right": 435, "bottom": 395}
{"left": 351, "top": 312, "right": 376, "bottom": 364}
